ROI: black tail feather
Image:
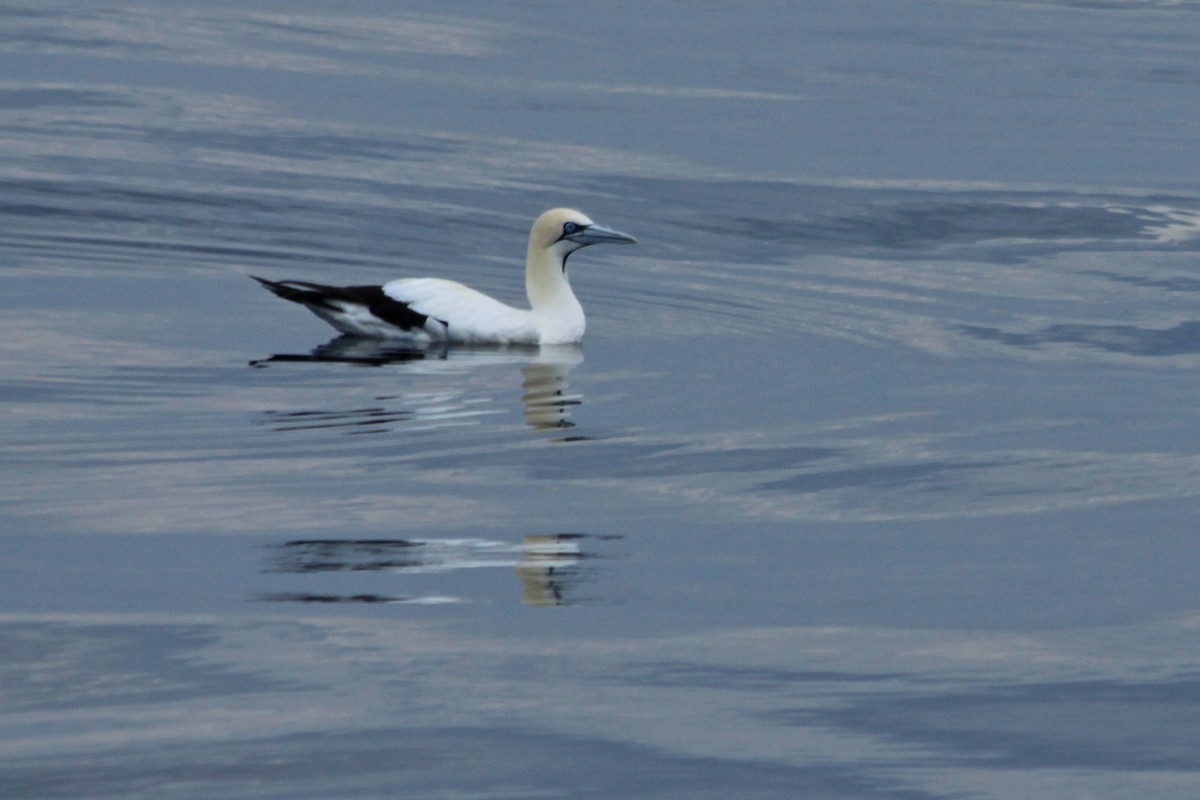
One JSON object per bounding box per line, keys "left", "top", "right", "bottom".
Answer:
{"left": 250, "top": 276, "right": 431, "bottom": 331}
{"left": 250, "top": 276, "right": 337, "bottom": 307}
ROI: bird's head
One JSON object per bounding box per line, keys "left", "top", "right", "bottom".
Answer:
{"left": 530, "top": 208, "right": 637, "bottom": 270}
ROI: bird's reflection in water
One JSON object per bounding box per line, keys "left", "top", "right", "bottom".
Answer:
{"left": 251, "top": 336, "right": 584, "bottom": 432}
{"left": 521, "top": 345, "right": 583, "bottom": 432}
{"left": 249, "top": 335, "right": 437, "bottom": 367}
{"left": 516, "top": 533, "right": 585, "bottom": 606}
{"left": 257, "top": 533, "right": 616, "bottom": 606}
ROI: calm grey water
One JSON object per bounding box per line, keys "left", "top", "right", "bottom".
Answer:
{"left": 4, "top": 1, "right": 1200, "bottom": 798}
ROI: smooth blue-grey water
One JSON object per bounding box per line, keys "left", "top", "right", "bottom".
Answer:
{"left": 4, "top": 2, "right": 1200, "bottom": 798}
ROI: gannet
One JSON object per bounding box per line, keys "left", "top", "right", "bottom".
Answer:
{"left": 252, "top": 208, "right": 635, "bottom": 345}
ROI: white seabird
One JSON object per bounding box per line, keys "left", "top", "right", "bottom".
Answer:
{"left": 252, "top": 208, "right": 636, "bottom": 345}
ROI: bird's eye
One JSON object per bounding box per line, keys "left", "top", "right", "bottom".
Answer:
{"left": 562, "top": 221, "right": 580, "bottom": 236}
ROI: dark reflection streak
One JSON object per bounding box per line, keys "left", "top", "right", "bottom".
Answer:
{"left": 254, "top": 593, "right": 407, "bottom": 604}
{"left": 270, "top": 420, "right": 406, "bottom": 432}
{"left": 264, "top": 408, "right": 405, "bottom": 418}
{"left": 260, "top": 407, "right": 415, "bottom": 433}
{"left": 249, "top": 336, "right": 437, "bottom": 368}
{"left": 267, "top": 539, "right": 422, "bottom": 574}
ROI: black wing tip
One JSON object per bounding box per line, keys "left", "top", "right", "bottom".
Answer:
{"left": 250, "top": 275, "right": 287, "bottom": 292}
{"left": 251, "top": 275, "right": 327, "bottom": 305}
{"left": 251, "top": 276, "right": 431, "bottom": 332}
{"left": 251, "top": 276, "right": 291, "bottom": 301}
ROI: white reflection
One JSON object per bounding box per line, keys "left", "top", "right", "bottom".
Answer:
{"left": 521, "top": 345, "right": 584, "bottom": 431}
{"left": 515, "top": 534, "right": 585, "bottom": 606}
{"left": 261, "top": 533, "right": 606, "bottom": 606}
{"left": 252, "top": 336, "right": 584, "bottom": 433}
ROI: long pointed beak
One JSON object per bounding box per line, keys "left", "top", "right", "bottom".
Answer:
{"left": 568, "top": 223, "right": 637, "bottom": 246}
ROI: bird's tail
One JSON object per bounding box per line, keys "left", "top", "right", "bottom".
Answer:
{"left": 250, "top": 275, "right": 321, "bottom": 305}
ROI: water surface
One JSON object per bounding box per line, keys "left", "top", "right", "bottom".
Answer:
{"left": 4, "top": 1, "right": 1200, "bottom": 798}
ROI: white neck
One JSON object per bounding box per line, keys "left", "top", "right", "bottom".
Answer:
{"left": 526, "top": 242, "right": 585, "bottom": 344}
